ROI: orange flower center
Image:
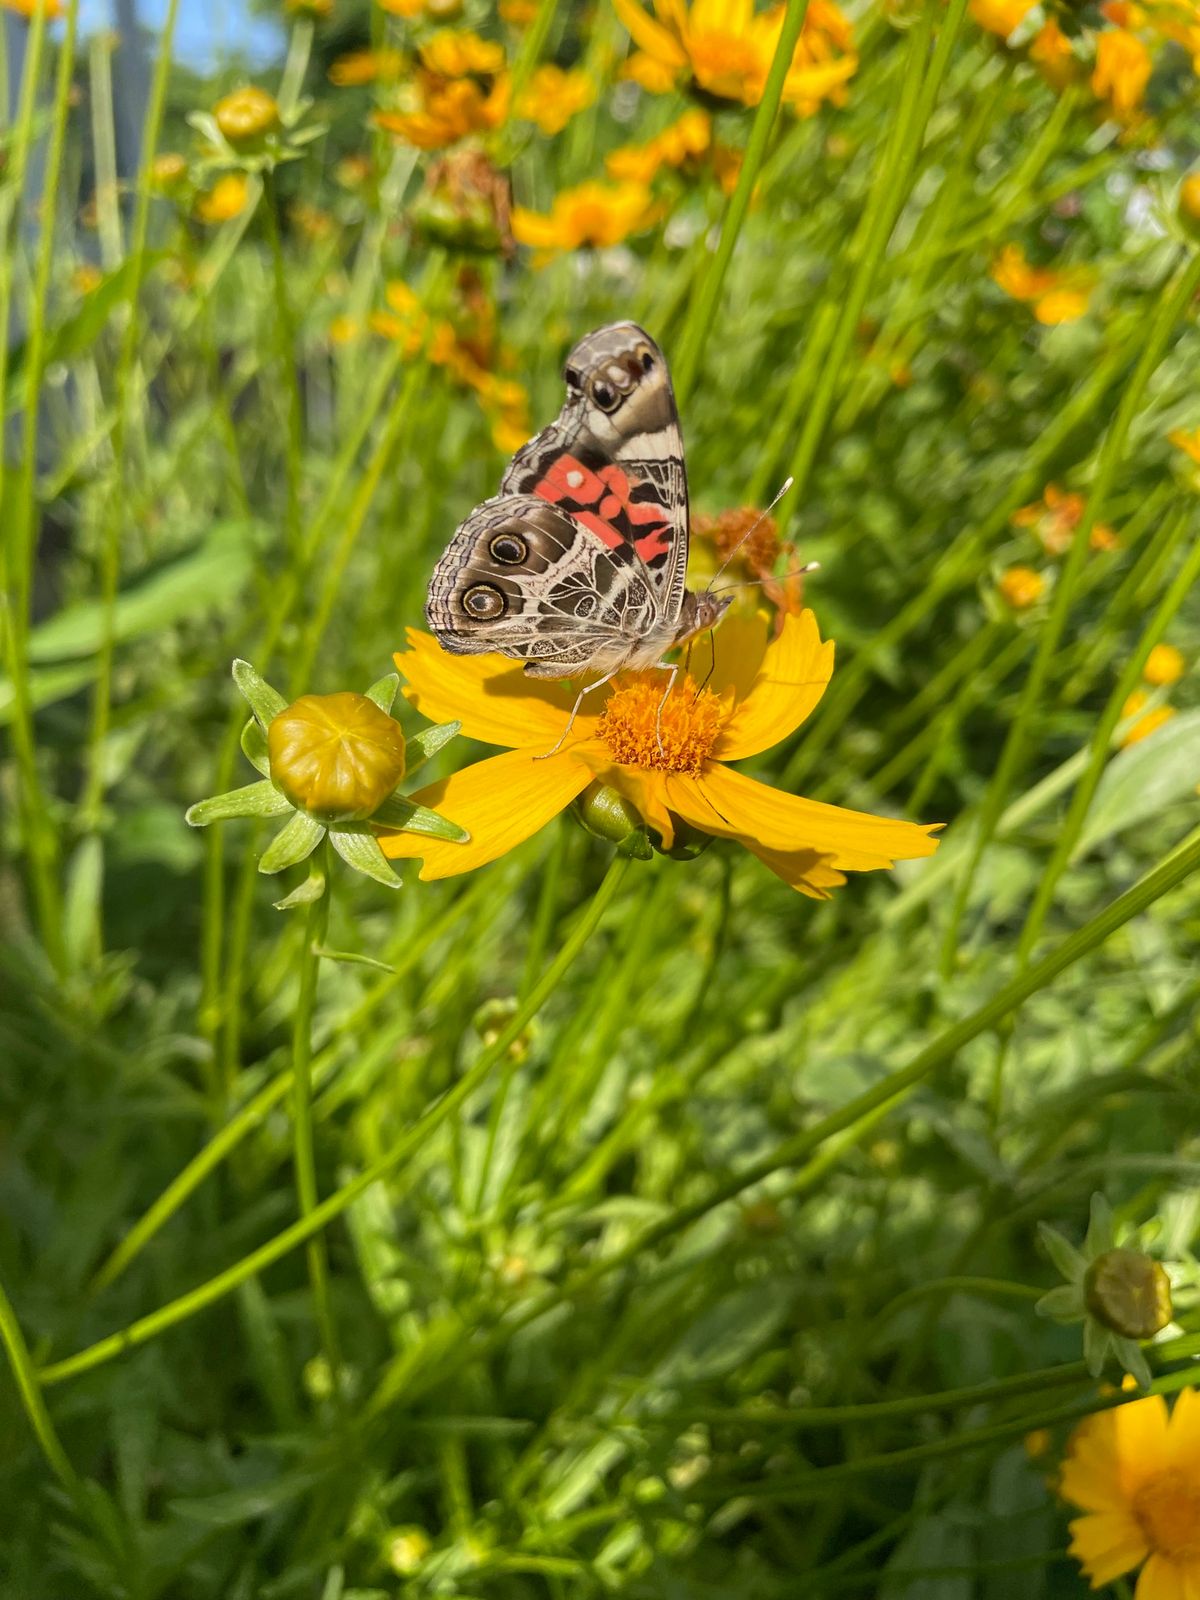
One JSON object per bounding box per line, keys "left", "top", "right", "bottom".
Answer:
{"left": 1133, "top": 1469, "right": 1200, "bottom": 1559}
{"left": 597, "top": 675, "right": 724, "bottom": 775}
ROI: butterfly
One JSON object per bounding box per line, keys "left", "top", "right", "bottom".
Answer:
{"left": 425, "top": 321, "right": 731, "bottom": 737}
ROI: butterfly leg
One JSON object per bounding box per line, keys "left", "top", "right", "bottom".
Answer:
{"left": 653, "top": 662, "right": 679, "bottom": 756}
{"left": 535, "top": 670, "right": 621, "bottom": 760}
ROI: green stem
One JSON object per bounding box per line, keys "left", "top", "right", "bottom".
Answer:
{"left": 263, "top": 170, "right": 304, "bottom": 553}
{"left": 939, "top": 247, "right": 1200, "bottom": 977}
{"left": 0, "top": 1270, "right": 79, "bottom": 1493}
{"left": 40, "top": 857, "right": 630, "bottom": 1388}
{"left": 672, "top": 0, "right": 812, "bottom": 407}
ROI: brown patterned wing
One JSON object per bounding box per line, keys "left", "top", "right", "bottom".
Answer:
{"left": 499, "top": 321, "right": 689, "bottom": 634}
{"left": 425, "top": 495, "right": 662, "bottom": 679}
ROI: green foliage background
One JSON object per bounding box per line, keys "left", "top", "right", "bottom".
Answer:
{"left": 2, "top": 0, "right": 1200, "bottom": 1594}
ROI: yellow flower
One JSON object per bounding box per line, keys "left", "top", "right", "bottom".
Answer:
{"left": 991, "top": 244, "right": 1093, "bottom": 324}
{"left": 378, "top": 611, "right": 940, "bottom": 895}
{"left": 195, "top": 172, "right": 250, "bottom": 224}
{"left": 214, "top": 85, "right": 280, "bottom": 145}
{"left": 378, "top": 0, "right": 428, "bottom": 12}
{"left": 1030, "top": 17, "right": 1077, "bottom": 83}
{"left": 606, "top": 108, "right": 712, "bottom": 183}
{"left": 375, "top": 75, "right": 510, "bottom": 149}
{"left": 269, "top": 692, "right": 408, "bottom": 821}
{"left": 1168, "top": 427, "right": 1200, "bottom": 465}
{"left": 418, "top": 27, "right": 505, "bottom": 78}
{"left": 998, "top": 565, "right": 1045, "bottom": 610}
{"left": 1092, "top": 28, "right": 1153, "bottom": 116}
{"left": 1011, "top": 484, "right": 1118, "bottom": 555}
{"left": 512, "top": 179, "right": 660, "bottom": 255}
{"left": 1, "top": 0, "right": 63, "bottom": 16}
{"left": 1143, "top": 644, "right": 1185, "bottom": 687}
{"left": 1061, "top": 1388, "right": 1200, "bottom": 1593}
{"left": 329, "top": 48, "right": 404, "bottom": 86}
{"left": 969, "top": 0, "right": 1036, "bottom": 37}
{"left": 1181, "top": 173, "right": 1200, "bottom": 228}
{"left": 613, "top": 0, "right": 857, "bottom": 113}
{"left": 1120, "top": 690, "right": 1176, "bottom": 745}
{"left": 150, "top": 151, "right": 189, "bottom": 192}
{"left": 517, "top": 64, "right": 595, "bottom": 136}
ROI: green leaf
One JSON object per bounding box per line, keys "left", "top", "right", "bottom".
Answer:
{"left": 329, "top": 826, "right": 403, "bottom": 888}
{"left": 259, "top": 811, "right": 325, "bottom": 873}
{"left": 1037, "top": 1222, "right": 1086, "bottom": 1283}
{"left": 1083, "top": 1316, "right": 1109, "bottom": 1377}
{"left": 241, "top": 717, "right": 270, "bottom": 776}
{"left": 364, "top": 673, "right": 399, "bottom": 714}
{"left": 1075, "top": 708, "right": 1200, "bottom": 858}
{"left": 370, "top": 795, "right": 469, "bottom": 842}
{"left": 312, "top": 945, "right": 398, "bottom": 974}
{"left": 0, "top": 660, "right": 95, "bottom": 724}
{"left": 406, "top": 720, "right": 461, "bottom": 773}
{"left": 233, "top": 660, "right": 287, "bottom": 728}
{"left": 273, "top": 859, "right": 327, "bottom": 911}
{"left": 1034, "top": 1285, "right": 1083, "bottom": 1323}
{"left": 186, "top": 781, "right": 291, "bottom": 827}
{"left": 63, "top": 836, "right": 104, "bottom": 972}
{"left": 1114, "top": 1335, "right": 1152, "bottom": 1390}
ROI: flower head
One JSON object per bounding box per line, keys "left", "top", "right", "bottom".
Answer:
{"left": 606, "top": 108, "right": 715, "bottom": 184}
{"left": 329, "top": 48, "right": 404, "bottom": 87}
{"left": 991, "top": 244, "right": 1094, "bottom": 324}
{"left": 516, "top": 63, "right": 595, "bottom": 135}
{"left": 1181, "top": 173, "right": 1200, "bottom": 228}
{"left": 1061, "top": 1388, "right": 1200, "bottom": 1592}
{"left": 511, "top": 180, "right": 661, "bottom": 257}
{"left": 1092, "top": 27, "right": 1152, "bottom": 116}
{"left": 186, "top": 662, "right": 466, "bottom": 902}
{"left": 195, "top": 172, "right": 250, "bottom": 224}
{"left": 378, "top": 611, "right": 940, "bottom": 896}
{"left": 969, "top": 0, "right": 1035, "bottom": 38}
{"left": 1011, "top": 483, "right": 1118, "bottom": 555}
{"left": 998, "top": 565, "right": 1045, "bottom": 610}
{"left": 150, "top": 151, "right": 189, "bottom": 194}
{"left": 214, "top": 85, "right": 280, "bottom": 145}
{"left": 1143, "top": 643, "right": 1185, "bottom": 686}
{"left": 1120, "top": 689, "right": 1176, "bottom": 746}
{"left": 1030, "top": 18, "right": 1077, "bottom": 86}
{"left": 2, "top": 0, "right": 63, "bottom": 16}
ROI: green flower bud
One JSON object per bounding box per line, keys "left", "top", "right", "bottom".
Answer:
{"left": 1083, "top": 1248, "right": 1172, "bottom": 1341}
{"left": 572, "top": 780, "right": 652, "bottom": 859}
{"left": 214, "top": 85, "right": 280, "bottom": 146}
{"left": 268, "top": 692, "right": 406, "bottom": 822}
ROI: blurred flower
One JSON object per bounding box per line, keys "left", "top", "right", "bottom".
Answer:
{"left": 1180, "top": 173, "right": 1200, "bottom": 230}
{"left": 329, "top": 313, "right": 360, "bottom": 345}
{"left": 512, "top": 179, "right": 660, "bottom": 256}
{"left": 412, "top": 148, "right": 514, "bottom": 254}
{"left": 613, "top": 0, "right": 857, "bottom": 114}
{"left": 2, "top": 0, "right": 63, "bottom": 16}
{"left": 378, "top": 0, "right": 428, "bottom": 13}
{"left": 1143, "top": 643, "right": 1185, "bottom": 686}
{"left": 329, "top": 48, "right": 403, "bottom": 86}
{"left": 1029, "top": 18, "right": 1077, "bottom": 86}
{"left": 1168, "top": 427, "right": 1200, "bottom": 466}
{"left": 419, "top": 26, "right": 504, "bottom": 76}
{"left": 385, "top": 1527, "right": 432, "bottom": 1576}
{"left": 1024, "top": 1428, "right": 1052, "bottom": 1460}
{"left": 379, "top": 610, "right": 940, "bottom": 895}
{"left": 70, "top": 263, "right": 102, "bottom": 295}
{"left": 335, "top": 152, "right": 372, "bottom": 188}
{"left": 969, "top": 0, "right": 1035, "bottom": 38}
{"left": 1011, "top": 484, "right": 1118, "bottom": 555}
{"left": 1091, "top": 28, "right": 1152, "bottom": 116}
{"left": 186, "top": 662, "right": 465, "bottom": 900}
{"left": 998, "top": 565, "right": 1045, "bottom": 610}
{"left": 607, "top": 107, "right": 712, "bottom": 182}
{"left": 291, "top": 200, "right": 336, "bottom": 240}
{"left": 214, "top": 85, "right": 281, "bottom": 145}
{"left": 1060, "top": 1388, "right": 1200, "bottom": 1594}
{"left": 150, "top": 151, "right": 189, "bottom": 193}
{"left": 516, "top": 64, "right": 595, "bottom": 135}
{"left": 691, "top": 505, "right": 808, "bottom": 626}
{"left": 1121, "top": 689, "right": 1176, "bottom": 745}
{"left": 500, "top": 0, "right": 539, "bottom": 19}
{"left": 375, "top": 35, "right": 509, "bottom": 149}
{"left": 991, "top": 243, "right": 1094, "bottom": 324}
{"left": 195, "top": 172, "right": 251, "bottom": 224}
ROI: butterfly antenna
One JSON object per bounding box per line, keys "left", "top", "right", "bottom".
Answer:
{"left": 710, "top": 559, "right": 820, "bottom": 596}
{"left": 704, "top": 476, "right": 795, "bottom": 595}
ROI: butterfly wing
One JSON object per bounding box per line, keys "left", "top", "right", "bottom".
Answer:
{"left": 499, "top": 321, "right": 689, "bottom": 634}
{"left": 425, "top": 494, "right": 663, "bottom": 678}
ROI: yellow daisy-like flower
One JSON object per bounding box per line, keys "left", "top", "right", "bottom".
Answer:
{"left": 1168, "top": 427, "right": 1200, "bottom": 466}
{"left": 512, "top": 179, "right": 661, "bottom": 257}
{"left": 991, "top": 243, "right": 1094, "bottom": 325}
{"left": 1061, "top": 1388, "right": 1200, "bottom": 1595}
{"left": 606, "top": 107, "right": 712, "bottom": 183}
{"left": 613, "top": 0, "right": 857, "bottom": 114}
{"left": 2, "top": 0, "right": 63, "bottom": 16}
{"left": 516, "top": 63, "right": 595, "bottom": 135}
{"left": 1030, "top": 17, "right": 1077, "bottom": 86}
{"left": 1092, "top": 27, "right": 1153, "bottom": 116}
{"left": 329, "top": 48, "right": 404, "bottom": 86}
{"left": 969, "top": 0, "right": 1036, "bottom": 38}
{"left": 195, "top": 172, "right": 251, "bottom": 224}
{"left": 1120, "top": 689, "right": 1176, "bottom": 745}
{"left": 379, "top": 611, "right": 940, "bottom": 896}
{"left": 1143, "top": 644, "right": 1185, "bottom": 687}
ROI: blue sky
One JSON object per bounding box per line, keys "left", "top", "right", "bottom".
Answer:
{"left": 77, "top": 0, "right": 285, "bottom": 69}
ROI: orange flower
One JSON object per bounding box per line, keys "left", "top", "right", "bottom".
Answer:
{"left": 1, "top": 0, "right": 63, "bottom": 16}
{"left": 512, "top": 180, "right": 660, "bottom": 256}
{"left": 991, "top": 244, "right": 1093, "bottom": 324}
{"left": 329, "top": 48, "right": 404, "bottom": 86}
{"left": 1120, "top": 690, "right": 1175, "bottom": 745}
{"left": 969, "top": 0, "right": 1036, "bottom": 37}
{"left": 516, "top": 64, "right": 595, "bottom": 135}
{"left": 606, "top": 108, "right": 712, "bottom": 183}
{"left": 998, "top": 565, "right": 1045, "bottom": 609}
{"left": 1030, "top": 18, "right": 1077, "bottom": 86}
{"left": 1168, "top": 427, "right": 1200, "bottom": 466}
{"left": 1092, "top": 28, "right": 1152, "bottom": 116}
{"left": 379, "top": 611, "right": 940, "bottom": 895}
{"left": 1142, "top": 644, "right": 1185, "bottom": 687}
{"left": 195, "top": 173, "right": 251, "bottom": 224}
{"left": 1011, "top": 483, "right": 1118, "bottom": 555}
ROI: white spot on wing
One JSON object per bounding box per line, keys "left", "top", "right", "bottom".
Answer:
{"left": 566, "top": 470, "right": 584, "bottom": 488}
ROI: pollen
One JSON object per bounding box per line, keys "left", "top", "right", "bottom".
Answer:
{"left": 1133, "top": 1469, "right": 1200, "bottom": 1559}
{"left": 597, "top": 674, "right": 725, "bottom": 775}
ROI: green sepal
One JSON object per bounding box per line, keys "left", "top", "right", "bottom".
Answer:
{"left": 259, "top": 810, "right": 325, "bottom": 874}
{"left": 370, "top": 793, "right": 469, "bottom": 842}
{"left": 273, "top": 859, "right": 327, "bottom": 911}
{"left": 1035, "top": 1285, "right": 1083, "bottom": 1323}
{"left": 1114, "top": 1336, "right": 1153, "bottom": 1390}
{"left": 241, "top": 717, "right": 270, "bottom": 776}
{"left": 233, "top": 659, "right": 287, "bottom": 729}
{"left": 364, "top": 673, "right": 400, "bottom": 714}
{"left": 1038, "top": 1222, "right": 1086, "bottom": 1284}
{"left": 406, "top": 720, "right": 461, "bottom": 774}
{"left": 1085, "top": 1193, "right": 1117, "bottom": 1257}
{"left": 1083, "top": 1316, "right": 1109, "bottom": 1377}
{"left": 329, "top": 825, "right": 403, "bottom": 888}
{"left": 187, "top": 780, "right": 292, "bottom": 827}
{"left": 312, "top": 945, "right": 397, "bottom": 974}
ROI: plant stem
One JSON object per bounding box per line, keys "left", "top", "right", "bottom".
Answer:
{"left": 263, "top": 169, "right": 305, "bottom": 554}
{"left": 0, "top": 1270, "right": 79, "bottom": 1492}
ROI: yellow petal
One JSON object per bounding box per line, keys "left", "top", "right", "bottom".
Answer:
{"left": 715, "top": 607, "right": 834, "bottom": 761}
{"left": 378, "top": 747, "right": 589, "bottom": 879}
{"left": 571, "top": 746, "right": 678, "bottom": 847}
{"left": 396, "top": 630, "right": 598, "bottom": 751}
{"left": 1061, "top": 1433, "right": 1131, "bottom": 1514}
{"left": 687, "top": 608, "right": 770, "bottom": 707}
{"left": 1167, "top": 1386, "right": 1200, "bottom": 1476}
{"left": 1068, "top": 1510, "right": 1148, "bottom": 1587}
{"left": 666, "top": 764, "right": 941, "bottom": 871}
{"left": 511, "top": 207, "right": 565, "bottom": 248}
{"left": 1115, "top": 1393, "right": 1171, "bottom": 1497}
{"left": 1136, "top": 1553, "right": 1193, "bottom": 1600}
{"left": 612, "top": 0, "right": 688, "bottom": 67}
{"left": 742, "top": 838, "right": 847, "bottom": 899}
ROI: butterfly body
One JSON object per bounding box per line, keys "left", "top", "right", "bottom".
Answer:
{"left": 426, "top": 321, "right": 729, "bottom": 682}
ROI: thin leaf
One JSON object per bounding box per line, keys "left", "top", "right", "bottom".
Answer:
{"left": 273, "top": 860, "right": 327, "bottom": 911}
{"left": 406, "top": 720, "right": 461, "bottom": 773}
{"left": 370, "top": 795, "right": 469, "bottom": 842}
{"left": 186, "top": 781, "right": 291, "bottom": 827}
{"left": 329, "top": 827, "right": 402, "bottom": 889}
{"left": 241, "top": 718, "right": 270, "bottom": 776}
{"left": 233, "top": 659, "right": 287, "bottom": 728}
{"left": 364, "top": 673, "right": 399, "bottom": 714}
{"left": 259, "top": 811, "right": 325, "bottom": 874}
{"left": 1034, "top": 1285, "right": 1083, "bottom": 1323}
{"left": 1083, "top": 1317, "right": 1109, "bottom": 1377}
{"left": 1075, "top": 708, "right": 1200, "bottom": 858}
{"left": 312, "top": 945, "right": 398, "bottom": 974}
{"left": 1114, "top": 1336, "right": 1152, "bottom": 1390}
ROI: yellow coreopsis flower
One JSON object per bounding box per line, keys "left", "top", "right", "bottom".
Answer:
{"left": 998, "top": 565, "right": 1045, "bottom": 610}
{"left": 329, "top": 48, "right": 404, "bottom": 86}
{"left": 2, "top": 0, "right": 63, "bottom": 17}
{"left": 516, "top": 64, "right": 595, "bottom": 135}
{"left": 195, "top": 172, "right": 250, "bottom": 224}
{"left": 1092, "top": 27, "right": 1153, "bottom": 115}
{"left": 991, "top": 244, "right": 1094, "bottom": 324}
{"left": 1030, "top": 18, "right": 1078, "bottom": 86}
{"left": 969, "top": 0, "right": 1036, "bottom": 38}
{"left": 607, "top": 108, "right": 712, "bottom": 183}
{"left": 1168, "top": 427, "right": 1200, "bottom": 466}
{"left": 1061, "top": 1388, "right": 1200, "bottom": 1595}
{"left": 512, "top": 180, "right": 660, "bottom": 257}
{"left": 1120, "top": 690, "right": 1176, "bottom": 745}
{"left": 378, "top": 611, "right": 940, "bottom": 896}
{"left": 1143, "top": 643, "right": 1185, "bottom": 687}
{"left": 613, "top": 0, "right": 856, "bottom": 113}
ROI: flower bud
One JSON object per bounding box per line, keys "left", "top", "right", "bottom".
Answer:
{"left": 214, "top": 85, "right": 280, "bottom": 146}
{"left": 1143, "top": 643, "right": 1185, "bottom": 687}
{"left": 998, "top": 564, "right": 1045, "bottom": 610}
{"left": 572, "top": 780, "right": 652, "bottom": 859}
{"left": 268, "top": 692, "right": 406, "bottom": 822}
{"left": 151, "top": 151, "right": 189, "bottom": 194}
{"left": 384, "top": 1526, "right": 431, "bottom": 1576}
{"left": 1084, "top": 1248, "right": 1172, "bottom": 1340}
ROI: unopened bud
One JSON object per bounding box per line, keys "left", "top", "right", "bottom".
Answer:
{"left": 1084, "top": 1248, "right": 1172, "bottom": 1340}
{"left": 268, "top": 692, "right": 406, "bottom": 821}
{"left": 215, "top": 85, "right": 280, "bottom": 145}
{"left": 572, "top": 781, "right": 652, "bottom": 859}
{"left": 151, "top": 152, "right": 189, "bottom": 193}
